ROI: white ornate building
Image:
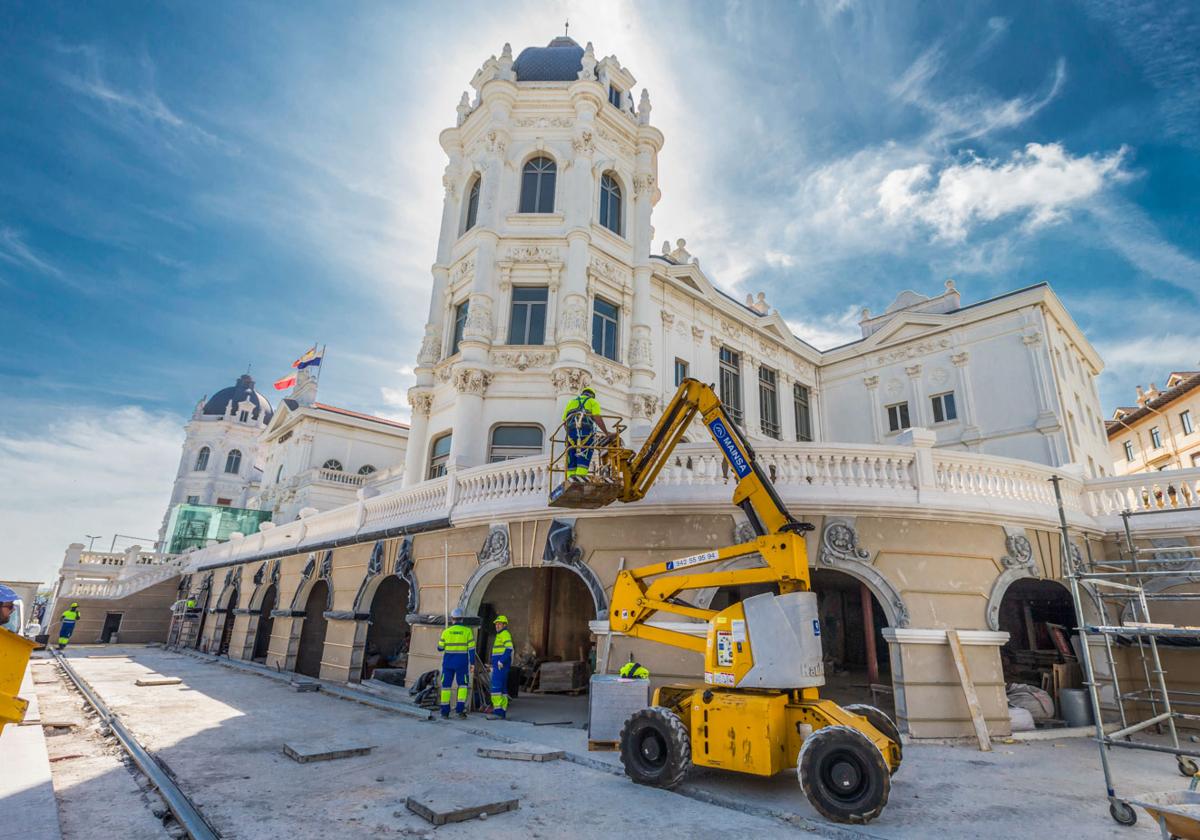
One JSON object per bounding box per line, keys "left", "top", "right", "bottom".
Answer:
{"left": 401, "top": 35, "right": 1112, "bottom": 487}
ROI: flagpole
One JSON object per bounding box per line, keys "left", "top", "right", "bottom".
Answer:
{"left": 316, "top": 344, "right": 326, "bottom": 387}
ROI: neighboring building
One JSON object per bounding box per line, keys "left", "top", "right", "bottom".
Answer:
{"left": 1107, "top": 371, "right": 1200, "bottom": 475}
{"left": 254, "top": 374, "right": 409, "bottom": 523}
{"left": 158, "top": 373, "right": 274, "bottom": 545}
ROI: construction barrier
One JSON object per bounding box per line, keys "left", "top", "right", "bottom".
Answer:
{"left": 0, "top": 627, "right": 38, "bottom": 733}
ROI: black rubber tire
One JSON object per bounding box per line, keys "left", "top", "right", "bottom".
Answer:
{"left": 843, "top": 704, "right": 903, "bottom": 775}
{"left": 619, "top": 706, "right": 692, "bottom": 789}
{"left": 1109, "top": 799, "right": 1137, "bottom": 826}
{"left": 1177, "top": 755, "right": 1199, "bottom": 777}
{"left": 798, "top": 725, "right": 891, "bottom": 824}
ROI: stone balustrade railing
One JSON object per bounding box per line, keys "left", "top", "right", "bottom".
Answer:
{"left": 62, "top": 553, "right": 187, "bottom": 599}
{"left": 170, "top": 436, "right": 1200, "bottom": 574}
{"left": 315, "top": 467, "right": 366, "bottom": 487}
{"left": 75, "top": 552, "right": 126, "bottom": 566}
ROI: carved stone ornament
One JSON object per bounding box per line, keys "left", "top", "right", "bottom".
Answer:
{"left": 269, "top": 559, "right": 280, "bottom": 584}
{"left": 319, "top": 550, "right": 333, "bottom": 580}
{"left": 452, "top": 367, "right": 493, "bottom": 395}
{"left": 692, "top": 325, "right": 705, "bottom": 342}
{"left": 417, "top": 326, "right": 442, "bottom": 366}
{"left": 633, "top": 172, "right": 655, "bottom": 197}
{"left": 571, "top": 130, "right": 595, "bottom": 155}
{"left": 491, "top": 350, "right": 555, "bottom": 371}
{"left": 484, "top": 129, "right": 507, "bottom": 154}
{"left": 252, "top": 562, "right": 266, "bottom": 586}
{"left": 595, "top": 126, "right": 635, "bottom": 158}
{"left": 456, "top": 91, "right": 472, "bottom": 126}
{"left": 367, "top": 541, "right": 385, "bottom": 577}
{"left": 885, "top": 378, "right": 904, "bottom": 399}
{"left": 408, "top": 389, "right": 434, "bottom": 417}
{"left": 929, "top": 366, "right": 951, "bottom": 387}
{"left": 637, "top": 88, "right": 652, "bottom": 125}
{"left": 630, "top": 393, "right": 661, "bottom": 420}
{"left": 558, "top": 299, "right": 588, "bottom": 341}
{"left": 507, "top": 246, "right": 558, "bottom": 262}
{"left": 589, "top": 255, "right": 625, "bottom": 284}
{"left": 592, "top": 359, "right": 630, "bottom": 386}
{"left": 551, "top": 367, "right": 592, "bottom": 395}
{"left": 661, "top": 311, "right": 675, "bottom": 327}
{"left": 478, "top": 525, "right": 511, "bottom": 567}
{"left": 734, "top": 521, "right": 758, "bottom": 545}
{"left": 818, "top": 520, "right": 910, "bottom": 628}
{"left": 539, "top": 518, "right": 608, "bottom": 619}
{"left": 1001, "top": 534, "right": 1036, "bottom": 570}
{"left": 513, "top": 115, "right": 573, "bottom": 129}
{"left": 442, "top": 169, "right": 458, "bottom": 200}
{"left": 451, "top": 257, "right": 474, "bottom": 284}
{"left": 462, "top": 299, "right": 493, "bottom": 340}
{"left": 629, "top": 336, "right": 653, "bottom": 368}
{"left": 821, "top": 523, "right": 871, "bottom": 564}
{"left": 876, "top": 337, "right": 951, "bottom": 365}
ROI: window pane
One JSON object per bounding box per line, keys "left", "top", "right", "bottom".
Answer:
{"left": 594, "top": 297, "right": 618, "bottom": 319}
{"left": 432, "top": 434, "right": 452, "bottom": 457}
{"left": 464, "top": 177, "right": 480, "bottom": 231}
{"left": 527, "top": 304, "right": 546, "bottom": 344}
{"left": 492, "top": 426, "right": 542, "bottom": 447}
{"left": 520, "top": 170, "right": 539, "bottom": 213}
{"left": 591, "top": 312, "right": 603, "bottom": 355}
{"left": 451, "top": 301, "right": 469, "bottom": 355}
{"left": 900, "top": 403, "right": 910, "bottom": 428}
{"left": 943, "top": 392, "right": 957, "bottom": 420}
{"left": 932, "top": 396, "right": 945, "bottom": 424}
{"left": 507, "top": 305, "right": 528, "bottom": 344}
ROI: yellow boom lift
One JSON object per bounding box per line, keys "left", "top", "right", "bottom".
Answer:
{"left": 550, "top": 378, "right": 902, "bottom": 824}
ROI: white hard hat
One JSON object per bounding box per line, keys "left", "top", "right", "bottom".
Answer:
{"left": 450, "top": 608, "right": 464, "bottom": 619}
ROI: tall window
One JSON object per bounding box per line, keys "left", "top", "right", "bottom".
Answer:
{"left": 194, "top": 446, "right": 210, "bottom": 471}
{"left": 886, "top": 402, "right": 910, "bottom": 433}
{"left": 718, "top": 347, "right": 743, "bottom": 425}
{"left": 930, "top": 392, "right": 958, "bottom": 423}
{"left": 758, "top": 367, "right": 781, "bottom": 439}
{"left": 674, "top": 358, "right": 690, "bottom": 387}
{"left": 275, "top": 464, "right": 284, "bottom": 483}
{"left": 592, "top": 297, "right": 619, "bottom": 361}
{"left": 599, "top": 173, "right": 622, "bottom": 235}
{"left": 508, "top": 286, "right": 548, "bottom": 344}
{"left": 322, "top": 459, "right": 344, "bottom": 472}
{"left": 358, "top": 464, "right": 377, "bottom": 475}
{"left": 224, "top": 449, "right": 242, "bottom": 474}
{"left": 1182, "top": 410, "right": 1194, "bottom": 436}
{"left": 519, "top": 157, "right": 556, "bottom": 213}
{"left": 1150, "top": 426, "right": 1163, "bottom": 449}
{"left": 489, "top": 425, "right": 544, "bottom": 462}
{"left": 186, "top": 495, "right": 200, "bottom": 505}
{"left": 463, "top": 175, "right": 480, "bottom": 232}
{"left": 450, "top": 300, "right": 469, "bottom": 356}
{"left": 793, "top": 384, "right": 813, "bottom": 442}
{"left": 428, "top": 433, "right": 452, "bottom": 479}
{"left": 1124, "top": 440, "right": 1135, "bottom": 462}
{"left": 608, "top": 84, "right": 623, "bottom": 108}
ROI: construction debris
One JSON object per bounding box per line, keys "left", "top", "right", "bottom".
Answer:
{"left": 282, "top": 739, "right": 376, "bottom": 764}
{"left": 476, "top": 742, "right": 564, "bottom": 762}
{"left": 405, "top": 791, "right": 519, "bottom": 825}
{"left": 134, "top": 676, "right": 182, "bottom": 687}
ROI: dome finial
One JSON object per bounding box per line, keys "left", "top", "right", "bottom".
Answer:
{"left": 564, "top": 19, "right": 569, "bottom": 37}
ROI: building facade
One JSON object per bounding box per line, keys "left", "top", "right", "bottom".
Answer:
{"left": 1107, "top": 371, "right": 1200, "bottom": 477}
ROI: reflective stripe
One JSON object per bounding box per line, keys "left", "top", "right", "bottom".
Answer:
{"left": 62, "top": 610, "right": 79, "bottom": 621}
{"left": 491, "top": 630, "right": 513, "bottom": 655}
{"left": 438, "top": 624, "right": 475, "bottom": 652}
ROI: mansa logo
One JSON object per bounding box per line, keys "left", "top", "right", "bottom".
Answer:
{"left": 709, "top": 419, "right": 751, "bottom": 478}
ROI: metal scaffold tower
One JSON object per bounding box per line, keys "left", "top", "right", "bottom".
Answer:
{"left": 1052, "top": 476, "right": 1200, "bottom": 828}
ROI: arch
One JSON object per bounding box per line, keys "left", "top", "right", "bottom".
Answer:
{"left": 194, "top": 446, "right": 210, "bottom": 472}
{"left": 294, "top": 579, "right": 330, "bottom": 678}
{"left": 487, "top": 423, "right": 545, "bottom": 461}
{"left": 357, "top": 464, "right": 377, "bottom": 476}
{"left": 817, "top": 520, "right": 910, "bottom": 629}
{"left": 249, "top": 583, "right": 277, "bottom": 661}
{"left": 428, "top": 431, "right": 452, "bottom": 479}
{"left": 519, "top": 156, "right": 557, "bottom": 213}
{"left": 995, "top": 577, "right": 1075, "bottom": 655}
{"left": 599, "top": 171, "right": 623, "bottom": 236}
{"left": 985, "top": 530, "right": 1040, "bottom": 631}
{"left": 224, "top": 449, "right": 242, "bottom": 474}
{"left": 322, "top": 458, "right": 344, "bottom": 472}
{"left": 473, "top": 566, "right": 596, "bottom": 666}
{"left": 216, "top": 581, "right": 240, "bottom": 656}
{"left": 360, "top": 576, "right": 412, "bottom": 681}
{"left": 463, "top": 173, "right": 481, "bottom": 232}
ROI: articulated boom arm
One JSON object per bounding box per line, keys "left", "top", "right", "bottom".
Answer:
{"left": 605, "top": 378, "right": 814, "bottom": 654}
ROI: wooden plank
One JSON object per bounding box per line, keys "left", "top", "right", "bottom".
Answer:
{"left": 587, "top": 740, "right": 619, "bottom": 752}
{"left": 405, "top": 793, "right": 519, "bottom": 826}
{"left": 946, "top": 629, "right": 991, "bottom": 752}
{"left": 135, "top": 676, "right": 182, "bottom": 687}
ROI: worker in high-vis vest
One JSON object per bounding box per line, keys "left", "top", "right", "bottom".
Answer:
{"left": 437, "top": 608, "right": 475, "bottom": 719}
{"left": 562, "top": 386, "right": 610, "bottom": 482}
{"left": 489, "top": 615, "right": 514, "bottom": 719}
{"left": 58, "top": 603, "right": 81, "bottom": 650}
{"left": 619, "top": 660, "right": 649, "bottom": 679}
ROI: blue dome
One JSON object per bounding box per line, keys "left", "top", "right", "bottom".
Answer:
{"left": 202, "top": 374, "right": 274, "bottom": 422}
{"left": 514, "top": 36, "right": 584, "bottom": 82}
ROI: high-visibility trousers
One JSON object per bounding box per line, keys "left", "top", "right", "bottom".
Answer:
{"left": 490, "top": 652, "right": 511, "bottom": 717}
{"left": 58, "top": 619, "right": 77, "bottom": 648}
{"left": 565, "top": 425, "right": 595, "bottom": 477}
{"left": 439, "top": 652, "right": 470, "bottom": 716}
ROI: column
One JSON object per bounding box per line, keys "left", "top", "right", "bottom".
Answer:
{"left": 864, "top": 376, "right": 882, "bottom": 443}
{"left": 743, "top": 353, "right": 761, "bottom": 437}
{"left": 1023, "top": 330, "right": 1065, "bottom": 464}
{"left": 906, "top": 364, "right": 926, "bottom": 427}
{"left": 952, "top": 351, "right": 982, "bottom": 445}
{"left": 402, "top": 391, "right": 433, "bottom": 486}
{"left": 779, "top": 372, "right": 797, "bottom": 441}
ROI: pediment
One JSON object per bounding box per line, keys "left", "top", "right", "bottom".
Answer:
{"left": 866, "top": 314, "right": 949, "bottom": 348}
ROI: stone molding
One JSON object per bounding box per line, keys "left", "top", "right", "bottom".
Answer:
{"left": 882, "top": 628, "right": 1011, "bottom": 646}
{"left": 817, "top": 519, "right": 910, "bottom": 628}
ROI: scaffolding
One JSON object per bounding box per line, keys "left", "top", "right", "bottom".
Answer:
{"left": 1052, "top": 477, "right": 1200, "bottom": 827}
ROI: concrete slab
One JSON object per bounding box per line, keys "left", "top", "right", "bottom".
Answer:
{"left": 405, "top": 790, "right": 519, "bottom": 825}
{"left": 134, "top": 676, "right": 181, "bottom": 686}
{"left": 476, "top": 741, "right": 565, "bottom": 762}
{"left": 282, "top": 739, "right": 376, "bottom": 763}
{"left": 290, "top": 680, "right": 319, "bottom": 692}
{"left": 0, "top": 666, "right": 63, "bottom": 840}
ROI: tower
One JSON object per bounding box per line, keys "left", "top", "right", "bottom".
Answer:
{"left": 404, "top": 36, "right": 664, "bottom": 485}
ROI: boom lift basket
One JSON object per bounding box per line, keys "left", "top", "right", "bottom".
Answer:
{"left": 0, "top": 627, "right": 38, "bottom": 733}
{"left": 548, "top": 414, "right": 628, "bottom": 509}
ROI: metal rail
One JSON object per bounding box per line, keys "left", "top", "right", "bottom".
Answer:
{"left": 52, "top": 652, "right": 221, "bottom": 840}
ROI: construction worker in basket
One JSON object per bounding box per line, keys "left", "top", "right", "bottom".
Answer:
{"left": 489, "top": 615, "right": 514, "bottom": 719}
{"left": 437, "top": 608, "right": 475, "bottom": 719}
{"left": 0, "top": 584, "right": 19, "bottom": 634}
{"left": 57, "top": 602, "right": 81, "bottom": 650}
{"left": 619, "top": 659, "right": 649, "bottom": 679}
{"left": 562, "top": 386, "right": 610, "bottom": 483}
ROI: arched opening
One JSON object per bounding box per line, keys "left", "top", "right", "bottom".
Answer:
{"left": 810, "top": 569, "right": 893, "bottom": 716}
{"left": 474, "top": 566, "right": 595, "bottom": 724}
{"left": 252, "top": 584, "right": 277, "bottom": 662}
{"left": 294, "top": 580, "right": 329, "bottom": 678}
{"left": 361, "top": 576, "right": 411, "bottom": 682}
{"left": 193, "top": 586, "right": 212, "bottom": 650}
{"left": 217, "top": 586, "right": 239, "bottom": 656}
{"left": 997, "top": 578, "right": 1077, "bottom": 705}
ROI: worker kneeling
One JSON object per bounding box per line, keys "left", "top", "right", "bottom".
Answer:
{"left": 437, "top": 608, "right": 474, "bottom": 719}
{"left": 489, "top": 615, "right": 513, "bottom": 719}
{"left": 619, "top": 660, "right": 649, "bottom": 679}
{"left": 562, "top": 386, "right": 609, "bottom": 482}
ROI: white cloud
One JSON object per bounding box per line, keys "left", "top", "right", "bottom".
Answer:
{"left": 0, "top": 407, "right": 183, "bottom": 585}
{"left": 786, "top": 306, "right": 864, "bottom": 350}
{"left": 878, "top": 143, "right": 1129, "bottom": 241}
{"left": 0, "top": 226, "right": 63, "bottom": 278}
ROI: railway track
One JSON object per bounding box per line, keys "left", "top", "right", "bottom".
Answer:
{"left": 51, "top": 651, "right": 221, "bottom": 840}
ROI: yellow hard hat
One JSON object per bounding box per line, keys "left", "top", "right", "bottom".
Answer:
{"left": 494, "top": 615, "right": 509, "bottom": 624}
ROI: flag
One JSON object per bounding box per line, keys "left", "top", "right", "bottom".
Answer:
{"left": 273, "top": 373, "right": 297, "bottom": 391}
{"left": 292, "top": 346, "right": 322, "bottom": 369}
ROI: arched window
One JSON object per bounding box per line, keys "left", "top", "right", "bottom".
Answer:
{"left": 599, "top": 172, "right": 622, "bottom": 235}
{"left": 357, "top": 464, "right": 377, "bottom": 476}
{"left": 275, "top": 464, "right": 284, "bottom": 483}
{"left": 519, "top": 157, "right": 556, "bottom": 213}
{"left": 488, "top": 425, "right": 544, "bottom": 462}
{"left": 194, "top": 447, "right": 210, "bottom": 471}
{"left": 428, "top": 433, "right": 452, "bottom": 479}
{"left": 463, "top": 175, "right": 481, "bottom": 232}
{"left": 322, "top": 459, "right": 344, "bottom": 472}
{"left": 224, "top": 449, "right": 242, "bottom": 474}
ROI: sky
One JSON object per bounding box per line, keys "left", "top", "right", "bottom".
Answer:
{"left": 1, "top": 0, "right": 1198, "bottom": 583}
